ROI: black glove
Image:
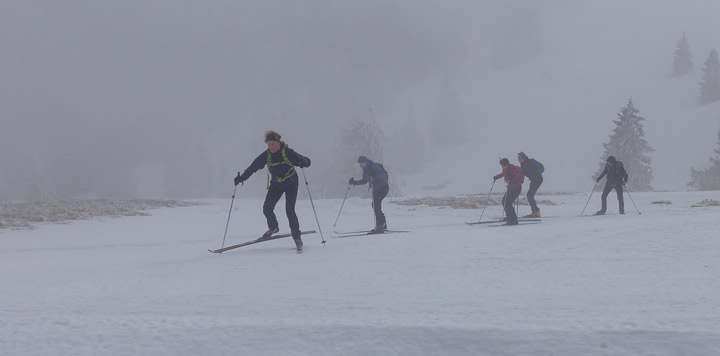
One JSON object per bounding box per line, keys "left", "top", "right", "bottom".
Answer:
{"left": 349, "top": 178, "right": 355, "bottom": 185}
{"left": 596, "top": 177, "right": 601, "bottom": 183}
{"left": 234, "top": 173, "right": 248, "bottom": 186}
{"left": 298, "top": 156, "right": 311, "bottom": 168}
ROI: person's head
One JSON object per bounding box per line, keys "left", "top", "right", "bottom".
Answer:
{"left": 499, "top": 158, "right": 510, "bottom": 167}
{"left": 265, "top": 131, "right": 282, "bottom": 153}
{"left": 606, "top": 155, "right": 616, "bottom": 166}
{"left": 517, "top": 151, "right": 528, "bottom": 163}
{"left": 357, "top": 155, "right": 369, "bottom": 169}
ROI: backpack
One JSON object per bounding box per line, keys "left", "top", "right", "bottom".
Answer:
{"left": 375, "top": 163, "right": 389, "bottom": 181}
{"left": 531, "top": 159, "right": 544, "bottom": 174}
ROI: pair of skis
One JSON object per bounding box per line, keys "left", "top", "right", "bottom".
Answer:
{"left": 208, "top": 230, "right": 316, "bottom": 254}
{"left": 332, "top": 229, "right": 410, "bottom": 238}
{"left": 465, "top": 218, "right": 542, "bottom": 226}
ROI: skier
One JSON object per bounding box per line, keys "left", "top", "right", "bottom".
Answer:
{"left": 517, "top": 152, "right": 544, "bottom": 217}
{"left": 493, "top": 158, "right": 524, "bottom": 225}
{"left": 349, "top": 156, "right": 389, "bottom": 233}
{"left": 594, "top": 155, "right": 629, "bottom": 215}
{"left": 233, "top": 131, "right": 311, "bottom": 252}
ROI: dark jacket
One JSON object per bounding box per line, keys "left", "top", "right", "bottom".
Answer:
{"left": 494, "top": 164, "right": 524, "bottom": 191}
{"left": 353, "top": 160, "right": 389, "bottom": 190}
{"left": 598, "top": 161, "right": 629, "bottom": 187}
{"left": 520, "top": 159, "right": 543, "bottom": 181}
{"left": 240, "top": 143, "right": 309, "bottom": 190}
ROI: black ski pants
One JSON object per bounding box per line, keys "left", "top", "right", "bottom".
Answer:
{"left": 527, "top": 177, "right": 543, "bottom": 214}
{"left": 502, "top": 188, "right": 522, "bottom": 223}
{"left": 263, "top": 180, "right": 301, "bottom": 240}
{"left": 372, "top": 184, "right": 389, "bottom": 227}
{"left": 600, "top": 184, "right": 624, "bottom": 214}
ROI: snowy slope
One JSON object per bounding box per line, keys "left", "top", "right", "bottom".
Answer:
{"left": 2, "top": 191, "right": 720, "bottom": 355}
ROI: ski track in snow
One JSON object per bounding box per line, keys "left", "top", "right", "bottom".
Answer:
{"left": 2, "top": 192, "right": 720, "bottom": 355}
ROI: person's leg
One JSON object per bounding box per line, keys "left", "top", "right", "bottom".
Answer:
{"left": 284, "top": 181, "right": 301, "bottom": 240}
{"left": 616, "top": 185, "right": 625, "bottom": 214}
{"left": 263, "top": 185, "right": 283, "bottom": 233}
{"left": 505, "top": 189, "right": 520, "bottom": 224}
{"left": 598, "top": 184, "right": 612, "bottom": 214}
{"left": 527, "top": 177, "right": 542, "bottom": 215}
{"left": 373, "top": 185, "right": 389, "bottom": 228}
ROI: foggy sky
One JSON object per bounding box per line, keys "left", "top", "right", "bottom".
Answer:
{"left": 2, "top": 0, "right": 720, "bottom": 200}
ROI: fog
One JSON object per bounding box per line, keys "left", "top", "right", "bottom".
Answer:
{"left": 2, "top": 0, "right": 720, "bottom": 201}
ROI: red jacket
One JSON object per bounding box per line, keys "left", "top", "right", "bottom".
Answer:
{"left": 494, "top": 164, "right": 524, "bottom": 191}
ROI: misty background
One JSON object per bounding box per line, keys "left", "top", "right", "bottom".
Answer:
{"left": 2, "top": 0, "right": 720, "bottom": 201}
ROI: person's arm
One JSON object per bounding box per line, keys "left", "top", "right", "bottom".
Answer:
{"left": 353, "top": 167, "right": 371, "bottom": 185}
{"left": 236, "top": 152, "right": 266, "bottom": 184}
{"left": 596, "top": 165, "right": 608, "bottom": 182}
{"left": 619, "top": 163, "right": 629, "bottom": 184}
{"left": 285, "top": 147, "right": 311, "bottom": 167}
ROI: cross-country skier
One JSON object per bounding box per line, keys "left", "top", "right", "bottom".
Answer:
{"left": 594, "top": 155, "right": 629, "bottom": 215}
{"left": 493, "top": 158, "right": 524, "bottom": 225}
{"left": 233, "top": 131, "right": 311, "bottom": 252}
{"left": 517, "top": 152, "right": 544, "bottom": 217}
{"left": 349, "top": 156, "right": 389, "bottom": 233}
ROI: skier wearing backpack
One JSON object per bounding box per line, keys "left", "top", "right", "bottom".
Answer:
{"left": 594, "top": 155, "right": 629, "bottom": 215}
{"left": 517, "top": 152, "right": 544, "bottom": 217}
{"left": 233, "top": 131, "right": 311, "bottom": 252}
{"left": 349, "top": 156, "right": 389, "bottom": 233}
{"left": 493, "top": 158, "right": 524, "bottom": 225}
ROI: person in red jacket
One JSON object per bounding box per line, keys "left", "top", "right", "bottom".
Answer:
{"left": 492, "top": 158, "right": 524, "bottom": 225}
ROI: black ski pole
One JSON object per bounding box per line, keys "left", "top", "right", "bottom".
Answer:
{"left": 300, "top": 168, "right": 326, "bottom": 244}
{"left": 477, "top": 180, "right": 496, "bottom": 222}
{"left": 220, "top": 175, "right": 240, "bottom": 249}
{"left": 333, "top": 185, "right": 351, "bottom": 228}
{"left": 624, "top": 185, "right": 642, "bottom": 215}
{"left": 581, "top": 181, "right": 598, "bottom": 216}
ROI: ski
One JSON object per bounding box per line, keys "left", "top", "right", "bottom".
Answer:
{"left": 488, "top": 221, "right": 542, "bottom": 227}
{"left": 332, "top": 230, "right": 410, "bottom": 238}
{"left": 466, "top": 218, "right": 541, "bottom": 225}
{"left": 208, "top": 230, "right": 316, "bottom": 254}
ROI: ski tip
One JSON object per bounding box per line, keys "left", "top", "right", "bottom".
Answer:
{"left": 208, "top": 249, "right": 222, "bottom": 254}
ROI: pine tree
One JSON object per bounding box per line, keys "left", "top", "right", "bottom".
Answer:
{"left": 342, "top": 107, "right": 385, "bottom": 163}
{"left": 688, "top": 126, "right": 720, "bottom": 190}
{"left": 699, "top": 48, "right": 720, "bottom": 105}
{"left": 672, "top": 33, "right": 693, "bottom": 77}
{"left": 335, "top": 108, "right": 387, "bottom": 198}
{"left": 594, "top": 98, "right": 654, "bottom": 191}
{"left": 431, "top": 74, "right": 469, "bottom": 146}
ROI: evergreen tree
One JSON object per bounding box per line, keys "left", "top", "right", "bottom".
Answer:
{"left": 342, "top": 108, "right": 385, "bottom": 163}
{"left": 688, "top": 126, "right": 720, "bottom": 190}
{"left": 431, "top": 74, "right": 469, "bottom": 146}
{"left": 335, "top": 108, "right": 387, "bottom": 197}
{"left": 594, "top": 98, "right": 654, "bottom": 191}
{"left": 699, "top": 48, "right": 720, "bottom": 105}
{"left": 672, "top": 33, "right": 693, "bottom": 77}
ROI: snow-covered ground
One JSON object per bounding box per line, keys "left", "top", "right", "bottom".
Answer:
{"left": 2, "top": 191, "right": 720, "bottom": 356}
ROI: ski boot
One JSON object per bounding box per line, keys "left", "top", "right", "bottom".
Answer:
{"left": 294, "top": 238, "right": 303, "bottom": 254}
{"left": 594, "top": 210, "right": 605, "bottom": 216}
{"left": 258, "top": 227, "right": 279, "bottom": 241}
{"left": 370, "top": 222, "right": 387, "bottom": 234}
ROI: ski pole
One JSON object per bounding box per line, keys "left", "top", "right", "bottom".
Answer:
{"left": 477, "top": 180, "right": 496, "bottom": 222}
{"left": 300, "top": 168, "right": 326, "bottom": 244}
{"left": 580, "top": 181, "right": 598, "bottom": 216}
{"left": 624, "top": 185, "right": 642, "bottom": 215}
{"left": 220, "top": 176, "right": 240, "bottom": 249}
{"left": 333, "top": 185, "right": 351, "bottom": 228}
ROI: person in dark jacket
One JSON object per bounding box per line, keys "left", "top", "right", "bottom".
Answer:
{"left": 594, "top": 155, "right": 629, "bottom": 215}
{"left": 493, "top": 158, "right": 524, "bottom": 225}
{"left": 350, "top": 156, "right": 389, "bottom": 233}
{"left": 517, "top": 152, "right": 543, "bottom": 218}
{"left": 234, "top": 131, "right": 311, "bottom": 251}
